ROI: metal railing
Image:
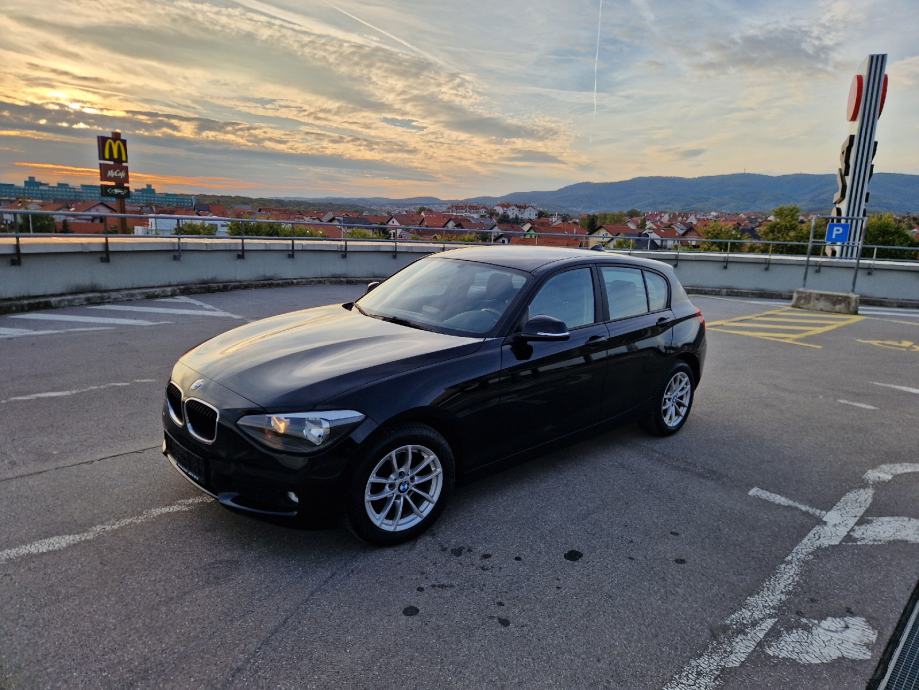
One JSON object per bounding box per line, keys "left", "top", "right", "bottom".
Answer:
{"left": 2, "top": 210, "right": 916, "bottom": 282}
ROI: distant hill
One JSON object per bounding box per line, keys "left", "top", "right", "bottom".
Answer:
{"left": 469, "top": 173, "right": 919, "bottom": 214}
{"left": 207, "top": 172, "right": 919, "bottom": 214}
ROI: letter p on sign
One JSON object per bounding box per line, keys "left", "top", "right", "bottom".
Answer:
{"left": 825, "top": 222, "right": 851, "bottom": 244}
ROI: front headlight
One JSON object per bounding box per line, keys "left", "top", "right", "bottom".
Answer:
{"left": 237, "top": 410, "right": 365, "bottom": 453}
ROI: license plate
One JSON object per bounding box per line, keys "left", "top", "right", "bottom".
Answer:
{"left": 173, "top": 444, "right": 207, "bottom": 482}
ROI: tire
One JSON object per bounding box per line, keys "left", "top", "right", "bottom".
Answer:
{"left": 346, "top": 424, "right": 455, "bottom": 546}
{"left": 641, "top": 362, "right": 695, "bottom": 436}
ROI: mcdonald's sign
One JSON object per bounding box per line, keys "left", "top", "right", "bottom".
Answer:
{"left": 97, "top": 132, "right": 128, "bottom": 163}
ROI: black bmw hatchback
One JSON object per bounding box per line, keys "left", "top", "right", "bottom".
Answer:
{"left": 163, "top": 246, "right": 706, "bottom": 544}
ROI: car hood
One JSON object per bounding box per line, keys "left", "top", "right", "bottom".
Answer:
{"left": 178, "top": 304, "right": 483, "bottom": 409}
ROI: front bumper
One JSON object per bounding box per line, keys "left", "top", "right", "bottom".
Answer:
{"left": 161, "top": 362, "right": 372, "bottom": 518}
{"left": 163, "top": 428, "right": 355, "bottom": 518}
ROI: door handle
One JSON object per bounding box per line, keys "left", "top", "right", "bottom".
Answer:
{"left": 587, "top": 334, "right": 604, "bottom": 343}
{"left": 656, "top": 316, "right": 669, "bottom": 325}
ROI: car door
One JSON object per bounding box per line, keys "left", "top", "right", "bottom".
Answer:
{"left": 599, "top": 265, "right": 674, "bottom": 418}
{"left": 493, "top": 266, "right": 610, "bottom": 456}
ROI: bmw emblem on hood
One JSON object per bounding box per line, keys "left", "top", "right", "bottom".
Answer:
{"left": 190, "top": 379, "right": 205, "bottom": 392}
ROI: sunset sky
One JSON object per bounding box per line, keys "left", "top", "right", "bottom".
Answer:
{"left": 1, "top": 0, "right": 916, "bottom": 199}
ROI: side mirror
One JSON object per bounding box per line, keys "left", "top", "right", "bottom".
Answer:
{"left": 365, "top": 281, "right": 380, "bottom": 294}
{"left": 518, "top": 315, "right": 569, "bottom": 342}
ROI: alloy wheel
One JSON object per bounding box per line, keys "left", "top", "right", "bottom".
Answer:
{"left": 364, "top": 444, "right": 443, "bottom": 532}
{"left": 661, "top": 371, "right": 692, "bottom": 428}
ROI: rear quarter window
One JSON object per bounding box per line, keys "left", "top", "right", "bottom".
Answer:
{"left": 644, "top": 271, "right": 669, "bottom": 311}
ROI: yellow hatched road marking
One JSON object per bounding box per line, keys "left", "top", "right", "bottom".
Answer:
{"left": 708, "top": 307, "right": 864, "bottom": 347}
{"left": 709, "top": 329, "right": 823, "bottom": 348}
{"left": 715, "top": 322, "right": 816, "bottom": 331}
{"left": 754, "top": 315, "right": 852, "bottom": 324}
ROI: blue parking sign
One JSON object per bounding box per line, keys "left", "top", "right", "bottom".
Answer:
{"left": 825, "top": 222, "right": 851, "bottom": 243}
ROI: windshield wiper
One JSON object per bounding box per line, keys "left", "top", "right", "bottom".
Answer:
{"left": 372, "top": 313, "right": 432, "bottom": 332}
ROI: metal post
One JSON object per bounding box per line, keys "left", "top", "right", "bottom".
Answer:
{"left": 173, "top": 236, "right": 182, "bottom": 261}
{"left": 765, "top": 244, "right": 772, "bottom": 271}
{"left": 723, "top": 241, "right": 731, "bottom": 269}
{"left": 675, "top": 239, "right": 680, "bottom": 267}
{"left": 851, "top": 240, "right": 863, "bottom": 293}
{"left": 11, "top": 233, "right": 22, "bottom": 266}
{"left": 237, "top": 237, "right": 245, "bottom": 260}
{"left": 288, "top": 238, "right": 295, "bottom": 259}
{"left": 100, "top": 235, "right": 111, "bottom": 263}
{"left": 802, "top": 217, "right": 816, "bottom": 288}
{"left": 117, "top": 197, "right": 127, "bottom": 233}
{"left": 28, "top": 214, "right": 33, "bottom": 234}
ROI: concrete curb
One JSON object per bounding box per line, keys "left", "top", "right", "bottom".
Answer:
{"left": 0, "top": 277, "right": 378, "bottom": 315}
{"left": 684, "top": 285, "right": 919, "bottom": 310}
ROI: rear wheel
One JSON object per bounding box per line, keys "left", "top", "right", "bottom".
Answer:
{"left": 642, "top": 363, "right": 695, "bottom": 436}
{"left": 347, "top": 424, "right": 455, "bottom": 545}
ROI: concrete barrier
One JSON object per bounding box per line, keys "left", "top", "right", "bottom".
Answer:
{"left": 1, "top": 237, "right": 917, "bottom": 311}
{"left": 791, "top": 288, "right": 860, "bottom": 314}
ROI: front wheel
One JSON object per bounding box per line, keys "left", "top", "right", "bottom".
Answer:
{"left": 642, "top": 363, "right": 695, "bottom": 436}
{"left": 347, "top": 424, "right": 455, "bottom": 545}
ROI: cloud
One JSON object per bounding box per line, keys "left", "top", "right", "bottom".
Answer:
{"left": 504, "top": 150, "right": 566, "bottom": 164}
{"left": 689, "top": 23, "right": 839, "bottom": 76}
{"left": 0, "top": 0, "right": 917, "bottom": 196}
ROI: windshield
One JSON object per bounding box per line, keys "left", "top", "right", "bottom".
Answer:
{"left": 356, "top": 257, "right": 528, "bottom": 336}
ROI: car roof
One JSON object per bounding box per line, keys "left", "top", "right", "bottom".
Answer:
{"left": 437, "top": 245, "right": 675, "bottom": 275}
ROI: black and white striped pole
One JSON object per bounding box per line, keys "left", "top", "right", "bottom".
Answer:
{"left": 830, "top": 54, "right": 888, "bottom": 260}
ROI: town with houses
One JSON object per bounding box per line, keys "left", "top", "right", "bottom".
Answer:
{"left": 2, "top": 176, "right": 917, "bottom": 250}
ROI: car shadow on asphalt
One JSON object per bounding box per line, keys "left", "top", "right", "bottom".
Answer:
{"left": 220, "top": 418, "right": 643, "bottom": 540}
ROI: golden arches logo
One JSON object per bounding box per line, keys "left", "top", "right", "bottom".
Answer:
{"left": 103, "top": 138, "right": 127, "bottom": 162}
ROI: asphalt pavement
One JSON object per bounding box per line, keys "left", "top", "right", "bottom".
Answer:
{"left": 1, "top": 286, "right": 917, "bottom": 689}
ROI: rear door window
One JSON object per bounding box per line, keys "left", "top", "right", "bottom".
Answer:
{"left": 601, "top": 267, "right": 648, "bottom": 320}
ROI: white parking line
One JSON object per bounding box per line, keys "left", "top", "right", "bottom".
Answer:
{"left": 0, "top": 326, "right": 114, "bottom": 339}
{"left": 9, "top": 313, "right": 170, "bottom": 326}
{"left": 0, "top": 378, "right": 158, "bottom": 404}
{"left": 87, "top": 305, "right": 240, "bottom": 318}
{"left": 837, "top": 399, "right": 878, "bottom": 410}
{"left": 0, "top": 496, "right": 212, "bottom": 565}
{"left": 872, "top": 381, "right": 919, "bottom": 396}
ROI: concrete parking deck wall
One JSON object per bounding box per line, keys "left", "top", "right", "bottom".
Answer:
{"left": 1, "top": 237, "right": 917, "bottom": 307}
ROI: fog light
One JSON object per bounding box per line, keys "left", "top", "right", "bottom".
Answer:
{"left": 287, "top": 491, "right": 299, "bottom": 505}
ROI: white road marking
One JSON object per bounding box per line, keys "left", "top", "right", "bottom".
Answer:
{"left": 764, "top": 617, "right": 876, "bottom": 664}
{"left": 748, "top": 487, "right": 827, "bottom": 519}
{"left": 698, "top": 296, "right": 789, "bottom": 307}
{"left": 836, "top": 399, "right": 878, "bottom": 410}
{"left": 872, "top": 381, "right": 919, "bottom": 396}
{"left": 9, "top": 313, "right": 169, "bottom": 326}
{"left": 864, "top": 463, "right": 919, "bottom": 483}
{"left": 86, "top": 305, "right": 238, "bottom": 318}
{"left": 667, "top": 462, "right": 919, "bottom": 690}
{"left": 0, "top": 496, "right": 212, "bottom": 565}
{"left": 0, "top": 326, "right": 114, "bottom": 339}
{"left": 0, "top": 378, "right": 157, "bottom": 404}
{"left": 848, "top": 517, "right": 919, "bottom": 544}
{"left": 171, "top": 295, "right": 232, "bottom": 313}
